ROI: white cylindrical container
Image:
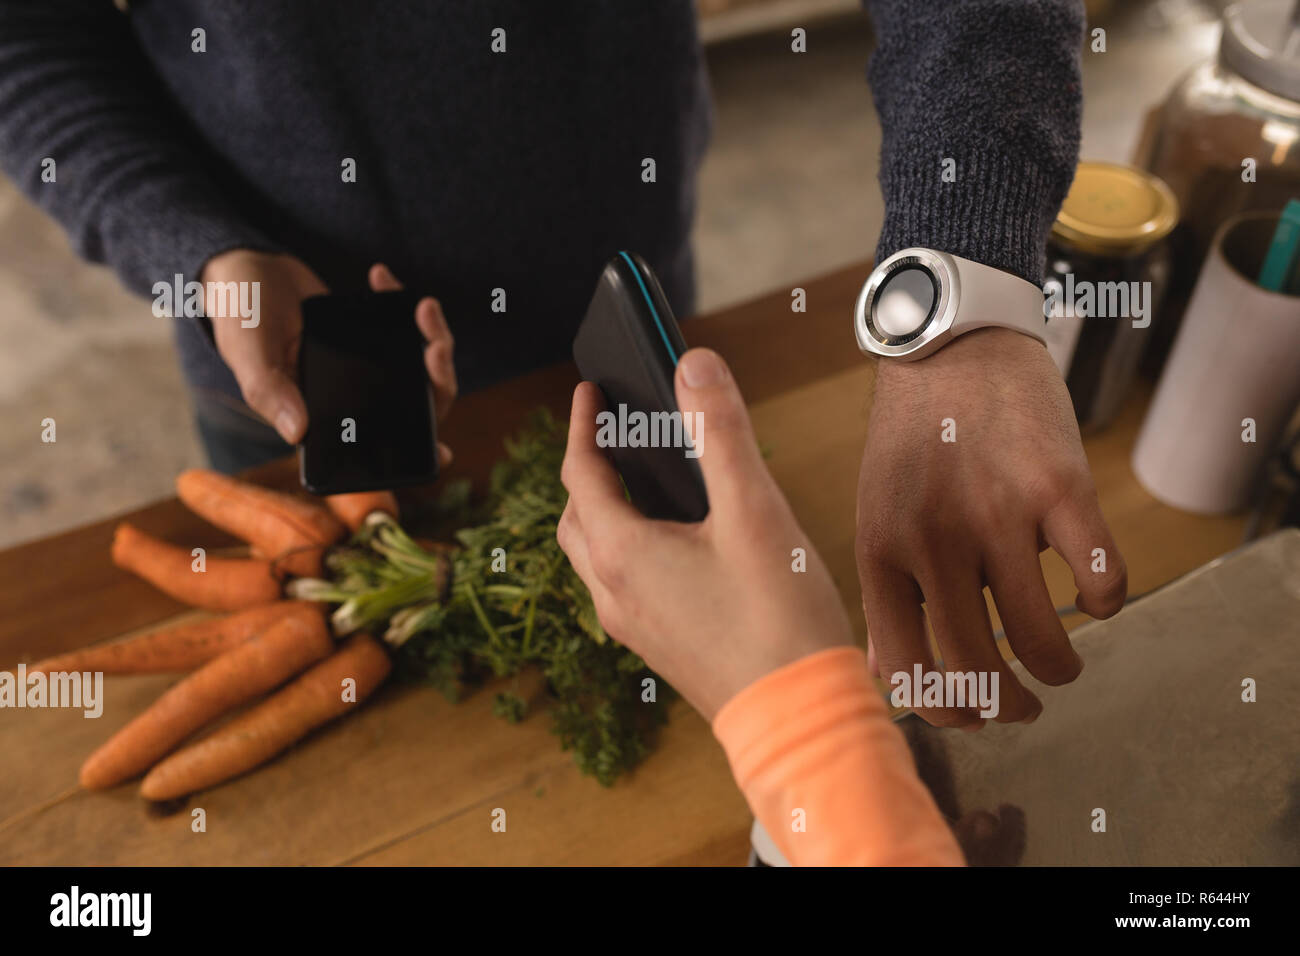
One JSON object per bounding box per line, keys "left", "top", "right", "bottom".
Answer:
{"left": 1132, "top": 211, "right": 1300, "bottom": 514}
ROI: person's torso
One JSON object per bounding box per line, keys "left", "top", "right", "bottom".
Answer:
{"left": 131, "top": 0, "right": 711, "bottom": 390}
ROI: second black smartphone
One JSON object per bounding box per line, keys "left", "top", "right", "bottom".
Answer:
{"left": 297, "top": 290, "right": 438, "bottom": 495}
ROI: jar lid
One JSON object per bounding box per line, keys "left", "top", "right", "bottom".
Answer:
{"left": 1051, "top": 161, "right": 1180, "bottom": 255}
{"left": 1220, "top": 0, "right": 1300, "bottom": 103}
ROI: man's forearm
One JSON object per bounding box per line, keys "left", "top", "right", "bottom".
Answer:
{"left": 0, "top": 0, "right": 275, "bottom": 296}
{"left": 862, "top": 0, "right": 1085, "bottom": 284}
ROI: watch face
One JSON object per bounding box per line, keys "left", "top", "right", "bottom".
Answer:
{"left": 871, "top": 265, "right": 938, "bottom": 343}
{"left": 854, "top": 249, "right": 956, "bottom": 358}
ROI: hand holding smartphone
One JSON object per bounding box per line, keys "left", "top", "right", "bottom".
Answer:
{"left": 572, "top": 251, "right": 709, "bottom": 522}
{"left": 297, "top": 290, "right": 440, "bottom": 495}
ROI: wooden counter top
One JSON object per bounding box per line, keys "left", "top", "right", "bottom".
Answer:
{"left": 0, "top": 261, "right": 1246, "bottom": 864}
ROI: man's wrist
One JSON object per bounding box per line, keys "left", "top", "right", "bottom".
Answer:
{"left": 874, "top": 326, "right": 1046, "bottom": 386}
{"left": 200, "top": 247, "right": 280, "bottom": 285}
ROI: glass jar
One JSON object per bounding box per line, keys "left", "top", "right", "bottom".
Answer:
{"left": 1043, "top": 162, "right": 1178, "bottom": 431}
{"left": 1139, "top": 0, "right": 1300, "bottom": 372}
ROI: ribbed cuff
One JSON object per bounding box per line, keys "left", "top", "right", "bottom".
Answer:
{"left": 711, "top": 645, "right": 965, "bottom": 866}
{"left": 875, "top": 146, "right": 1067, "bottom": 285}
{"left": 713, "top": 646, "right": 883, "bottom": 786}
{"left": 103, "top": 181, "right": 283, "bottom": 299}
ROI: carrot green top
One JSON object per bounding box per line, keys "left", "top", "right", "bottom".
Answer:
{"left": 712, "top": 645, "right": 964, "bottom": 867}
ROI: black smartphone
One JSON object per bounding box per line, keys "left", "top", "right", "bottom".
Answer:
{"left": 297, "top": 290, "right": 438, "bottom": 495}
{"left": 572, "top": 251, "right": 709, "bottom": 522}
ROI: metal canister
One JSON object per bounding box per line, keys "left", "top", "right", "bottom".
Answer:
{"left": 1043, "top": 161, "right": 1179, "bottom": 430}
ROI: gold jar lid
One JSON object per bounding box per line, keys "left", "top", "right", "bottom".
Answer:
{"left": 1051, "top": 161, "right": 1179, "bottom": 256}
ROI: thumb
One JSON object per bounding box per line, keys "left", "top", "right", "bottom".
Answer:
{"left": 237, "top": 365, "right": 308, "bottom": 444}
{"left": 673, "top": 348, "right": 770, "bottom": 515}
{"left": 369, "top": 262, "right": 402, "bottom": 292}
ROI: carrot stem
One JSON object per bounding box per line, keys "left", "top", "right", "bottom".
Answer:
{"left": 325, "top": 491, "right": 399, "bottom": 533}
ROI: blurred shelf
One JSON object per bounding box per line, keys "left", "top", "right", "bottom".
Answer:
{"left": 699, "top": 0, "right": 859, "bottom": 45}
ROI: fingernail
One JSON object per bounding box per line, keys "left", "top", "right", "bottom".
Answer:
{"left": 275, "top": 406, "right": 302, "bottom": 443}
{"left": 679, "top": 349, "right": 727, "bottom": 388}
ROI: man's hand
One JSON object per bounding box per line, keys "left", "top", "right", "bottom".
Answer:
{"left": 203, "top": 250, "right": 457, "bottom": 450}
{"left": 855, "top": 327, "right": 1127, "bottom": 728}
{"left": 205, "top": 249, "right": 325, "bottom": 444}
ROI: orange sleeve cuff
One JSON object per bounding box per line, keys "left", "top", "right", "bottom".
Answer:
{"left": 712, "top": 645, "right": 964, "bottom": 867}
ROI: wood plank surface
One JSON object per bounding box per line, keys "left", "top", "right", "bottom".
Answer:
{"left": 0, "top": 260, "right": 1247, "bottom": 864}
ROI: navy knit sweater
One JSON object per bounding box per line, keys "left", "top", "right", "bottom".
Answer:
{"left": 0, "top": 0, "right": 1083, "bottom": 398}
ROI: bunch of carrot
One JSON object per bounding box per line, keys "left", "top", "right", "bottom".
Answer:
{"left": 32, "top": 473, "right": 401, "bottom": 801}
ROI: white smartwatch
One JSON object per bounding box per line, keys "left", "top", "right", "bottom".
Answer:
{"left": 853, "top": 248, "right": 1046, "bottom": 361}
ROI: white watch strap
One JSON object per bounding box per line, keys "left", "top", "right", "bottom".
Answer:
{"left": 948, "top": 253, "right": 1047, "bottom": 344}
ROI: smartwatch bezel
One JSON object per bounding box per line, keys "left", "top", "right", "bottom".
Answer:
{"left": 854, "top": 248, "right": 960, "bottom": 359}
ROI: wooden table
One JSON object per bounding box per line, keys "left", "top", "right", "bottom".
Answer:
{"left": 0, "top": 261, "right": 1247, "bottom": 865}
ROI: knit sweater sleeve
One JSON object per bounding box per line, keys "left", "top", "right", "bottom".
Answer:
{"left": 0, "top": 0, "right": 278, "bottom": 297}
{"left": 861, "top": 0, "right": 1084, "bottom": 284}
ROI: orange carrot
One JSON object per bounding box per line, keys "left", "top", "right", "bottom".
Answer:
{"left": 28, "top": 601, "right": 315, "bottom": 675}
{"left": 176, "top": 470, "right": 346, "bottom": 577}
{"left": 80, "top": 605, "right": 333, "bottom": 790}
{"left": 111, "top": 523, "right": 281, "bottom": 611}
{"left": 325, "top": 490, "right": 399, "bottom": 532}
{"left": 140, "top": 634, "right": 391, "bottom": 800}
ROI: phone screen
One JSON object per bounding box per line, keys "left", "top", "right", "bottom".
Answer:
{"left": 297, "top": 290, "right": 438, "bottom": 495}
